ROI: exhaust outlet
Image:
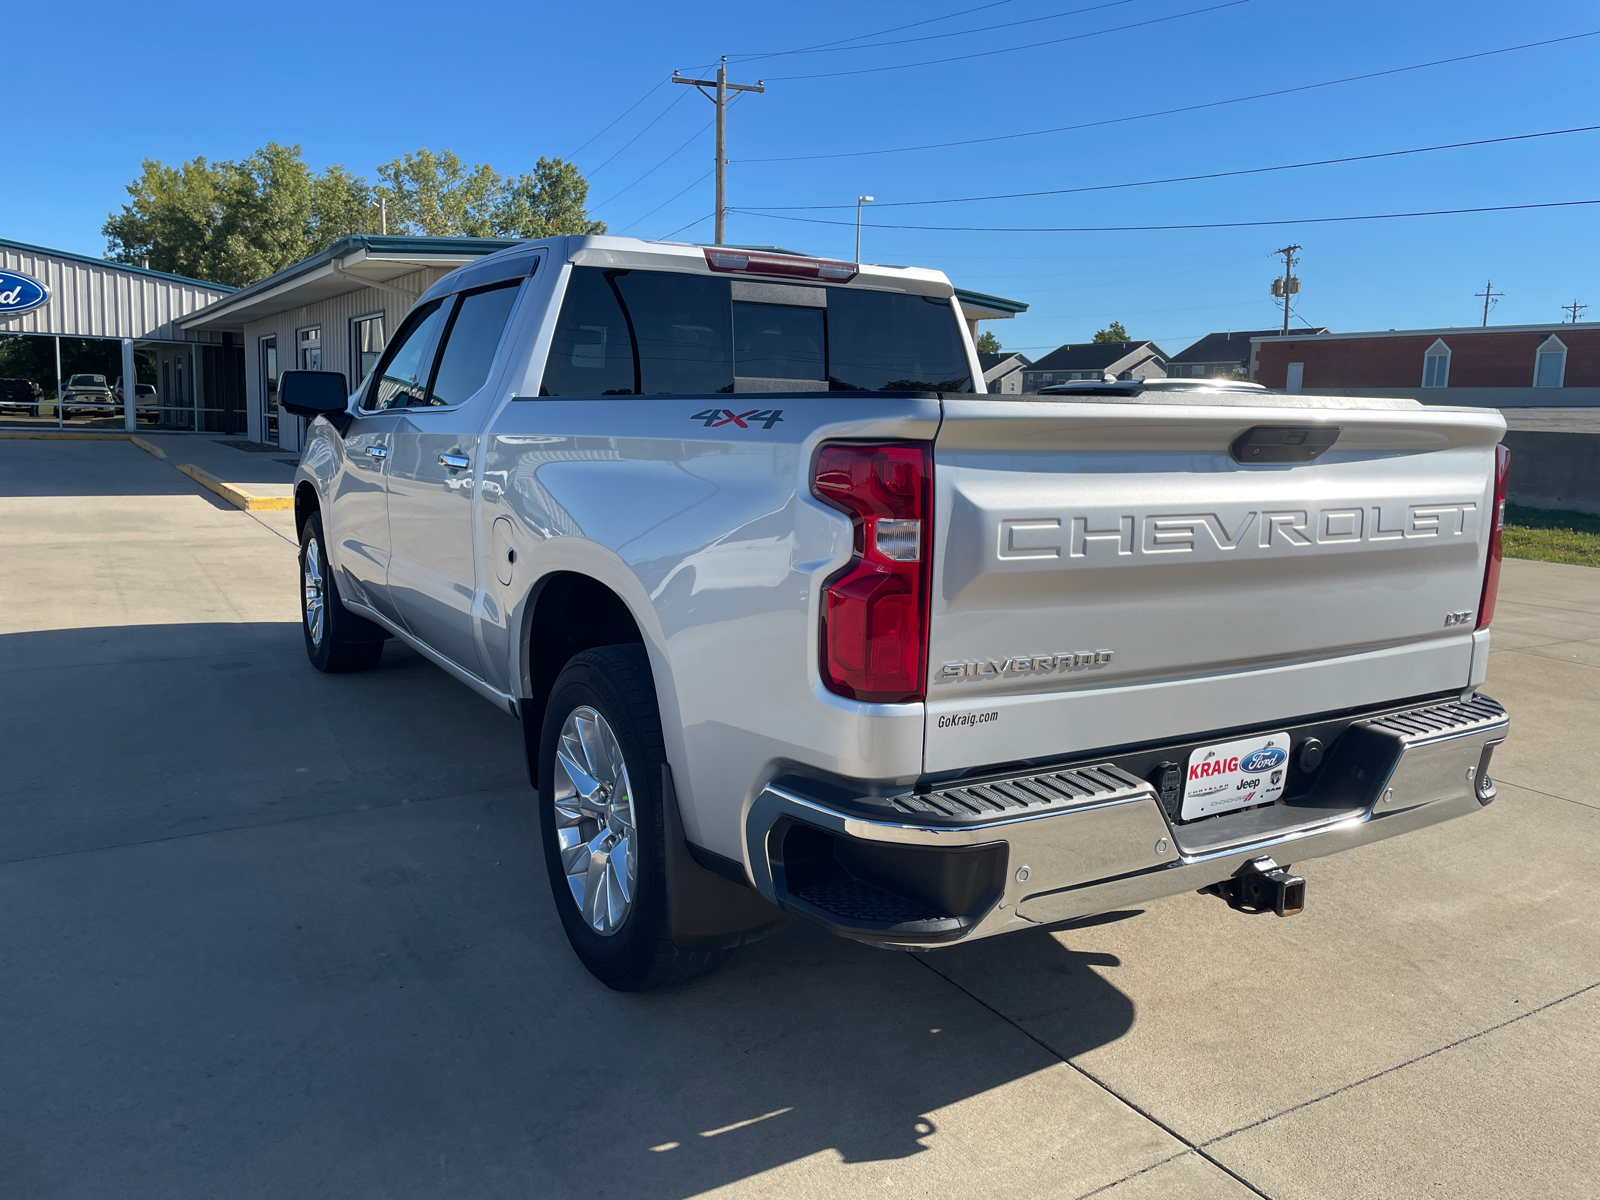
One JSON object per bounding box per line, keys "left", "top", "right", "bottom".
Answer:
{"left": 1212, "top": 857, "right": 1305, "bottom": 917}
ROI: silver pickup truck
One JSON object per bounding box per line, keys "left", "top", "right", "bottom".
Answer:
{"left": 281, "top": 235, "right": 1511, "bottom": 991}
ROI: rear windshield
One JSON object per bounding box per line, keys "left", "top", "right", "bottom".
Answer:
{"left": 539, "top": 266, "right": 970, "bottom": 397}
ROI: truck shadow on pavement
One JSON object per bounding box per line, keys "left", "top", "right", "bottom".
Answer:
{"left": 0, "top": 621, "right": 1140, "bottom": 1199}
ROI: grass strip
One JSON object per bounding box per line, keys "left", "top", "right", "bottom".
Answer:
{"left": 1504, "top": 504, "right": 1600, "bottom": 568}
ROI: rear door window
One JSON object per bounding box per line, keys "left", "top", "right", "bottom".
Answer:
{"left": 427, "top": 281, "right": 522, "bottom": 406}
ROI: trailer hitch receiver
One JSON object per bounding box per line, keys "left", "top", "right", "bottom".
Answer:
{"left": 1212, "top": 857, "right": 1305, "bottom": 917}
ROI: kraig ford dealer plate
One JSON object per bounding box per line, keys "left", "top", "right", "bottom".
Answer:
{"left": 1181, "top": 732, "right": 1291, "bottom": 820}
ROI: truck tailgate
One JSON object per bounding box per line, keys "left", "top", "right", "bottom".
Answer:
{"left": 925, "top": 397, "right": 1505, "bottom": 774}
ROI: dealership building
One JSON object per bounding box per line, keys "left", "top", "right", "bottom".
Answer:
{"left": 0, "top": 237, "right": 236, "bottom": 432}
{"left": 2, "top": 235, "right": 1028, "bottom": 447}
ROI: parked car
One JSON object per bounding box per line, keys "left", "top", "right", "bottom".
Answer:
{"left": 60, "top": 373, "right": 113, "bottom": 416}
{"left": 0, "top": 377, "right": 44, "bottom": 414}
{"left": 113, "top": 378, "right": 160, "bottom": 422}
{"left": 281, "top": 236, "right": 1511, "bottom": 991}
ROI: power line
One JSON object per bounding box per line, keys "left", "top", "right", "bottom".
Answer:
{"left": 591, "top": 116, "right": 717, "bottom": 212}
{"left": 621, "top": 169, "right": 716, "bottom": 234}
{"left": 740, "top": 125, "right": 1600, "bottom": 211}
{"left": 567, "top": 77, "right": 669, "bottom": 159}
{"left": 653, "top": 212, "right": 715, "bottom": 242}
{"left": 728, "top": 197, "right": 1600, "bottom": 234}
{"left": 738, "top": 30, "right": 1600, "bottom": 160}
{"left": 584, "top": 89, "right": 689, "bottom": 178}
{"left": 767, "top": 0, "right": 1248, "bottom": 80}
{"left": 729, "top": 0, "right": 1017, "bottom": 62}
{"left": 736, "top": 0, "right": 1133, "bottom": 60}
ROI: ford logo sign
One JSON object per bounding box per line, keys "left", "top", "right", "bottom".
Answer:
{"left": 1241, "top": 746, "right": 1288, "bottom": 772}
{"left": 0, "top": 269, "right": 49, "bottom": 317}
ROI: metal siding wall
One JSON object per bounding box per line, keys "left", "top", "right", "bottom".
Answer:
{"left": 242, "top": 266, "right": 447, "bottom": 448}
{"left": 0, "top": 246, "right": 231, "bottom": 340}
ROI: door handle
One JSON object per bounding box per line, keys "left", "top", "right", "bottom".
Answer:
{"left": 365, "top": 445, "right": 388, "bottom": 459}
{"left": 439, "top": 452, "right": 471, "bottom": 471}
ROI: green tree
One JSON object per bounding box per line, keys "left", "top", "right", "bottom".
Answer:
{"left": 374, "top": 148, "right": 503, "bottom": 237}
{"left": 105, "top": 143, "right": 603, "bottom": 287}
{"left": 103, "top": 154, "right": 233, "bottom": 282}
{"left": 1092, "top": 321, "right": 1129, "bottom": 344}
{"left": 974, "top": 330, "right": 1002, "bottom": 354}
{"left": 495, "top": 157, "right": 607, "bottom": 237}
{"left": 103, "top": 142, "right": 373, "bottom": 287}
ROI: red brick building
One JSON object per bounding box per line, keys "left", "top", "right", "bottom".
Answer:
{"left": 1252, "top": 323, "right": 1600, "bottom": 405}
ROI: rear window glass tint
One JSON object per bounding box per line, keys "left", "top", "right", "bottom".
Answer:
{"left": 826, "top": 290, "right": 970, "bottom": 392}
{"left": 540, "top": 269, "right": 639, "bottom": 396}
{"left": 733, "top": 301, "right": 825, "bottom": 383}
{"left": 428, "top": 282, "right": 521, "bottom": 406}
{"left": 614, "top": 271, "right": 732, "bottom": 395}
{"left": 539, "top": 266, "right": 970, "bottom": 396}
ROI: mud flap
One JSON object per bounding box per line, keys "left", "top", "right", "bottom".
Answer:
{"left": 663, "top": 765, "right": 784, "bottom": 951}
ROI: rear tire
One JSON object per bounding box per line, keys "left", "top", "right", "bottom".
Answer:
{"left": 538, "top": 645, "right": 726, "bottom": 991}
{"left": 299, "top": 511, "right": 386, "bottom": 673}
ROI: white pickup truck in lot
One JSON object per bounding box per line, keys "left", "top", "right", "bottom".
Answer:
{"left": 281, "top": 235, "right": 1511, "bottom": 990}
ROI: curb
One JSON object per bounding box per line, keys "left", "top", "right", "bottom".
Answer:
{"left": 130, "top": 435, "right": 166, "bottom": 459}
{"left": 174, "top": 463, "right": 293, "bottom": 511}
{"left": 0, "top": 431, "right": 130, "bottom": 440}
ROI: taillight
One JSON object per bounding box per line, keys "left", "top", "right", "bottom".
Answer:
{"left": 812, "top": 442, "right": 931, "bottom": 703}
{"left": 1476, "top": 442, "right": 1510, "bottom": 630}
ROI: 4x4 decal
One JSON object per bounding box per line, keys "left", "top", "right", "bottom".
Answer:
{"left": 690, "top": 407, "right": 785, "bottom": 430}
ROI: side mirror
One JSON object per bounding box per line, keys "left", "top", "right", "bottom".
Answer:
{"left": 279, "top": 370, "right": 352, "bottom": 435}
{"left": 278, "top": 370, "right": 350, "bottom": 419}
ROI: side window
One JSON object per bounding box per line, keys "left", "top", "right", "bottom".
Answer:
{"left": 826, "top": 290, "right": 971, "bottom": 392}
{"left": 540, "top": 268, "right": 639, "bottom": 396}
{"left": 363, "top": 299, "right": 446, "bottom": 411}
{"left": 613, "top": 270, "right": 732, "bottom": 395}
{"left": 428, "top": 282, "right": 522, "bottom": 406}
{"left": 541, "top": 267, "right": 735, "bottom": 397}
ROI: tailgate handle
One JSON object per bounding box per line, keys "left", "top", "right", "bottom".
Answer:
{"left": 1231, "top": 425, "right": 1340, "bottom": 464}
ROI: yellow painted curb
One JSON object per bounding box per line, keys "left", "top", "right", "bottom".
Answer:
{"left": 0, "top": 431, "right": 130, "bottom": 440}
{"left": 174, "top": 462, "right": 294, "bottom": 511}
{"left": 130, "top": 435, "right": 166, "bottom": 459}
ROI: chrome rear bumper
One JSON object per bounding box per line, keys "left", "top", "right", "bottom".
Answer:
{"left": 744, "top": 694, "right": 1509, "bottom": 946}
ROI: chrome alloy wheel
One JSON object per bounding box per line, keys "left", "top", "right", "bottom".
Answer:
{"left": 302, "top": 536, "right": 326, "bottom": 647}
{"left": 552, "top": 705, "right": 637, "bottom": 936}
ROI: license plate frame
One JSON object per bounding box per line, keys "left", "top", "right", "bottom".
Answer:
{"left": 1181, "top": 731, "right": 1292, "bottom": 821}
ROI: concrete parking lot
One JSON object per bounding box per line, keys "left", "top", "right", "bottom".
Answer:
{"left": 2, "top": 437, "right": 1597, "bottom": 1200}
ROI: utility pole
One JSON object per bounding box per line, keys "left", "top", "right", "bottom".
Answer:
{"left": 1562, "top": 299, "right": 1587, "bottom": 323}
{"left": 1474, "top": 279, "right": 1503, "bottom": 327}
{"left": 855, "top": 196, "right": 874, "bottom": 263}
{"left": 673, "top": 58, "right": 765, "bottom": 245}
{"left": 1270, "top": 245, "right": 1301, "bottom": 334}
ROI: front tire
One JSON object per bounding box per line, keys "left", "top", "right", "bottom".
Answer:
{"left": 299, "top": 511, "right": 385, "bottom": 673}
{"left": 538, "top": 645, "right": 725, "bottom": 991}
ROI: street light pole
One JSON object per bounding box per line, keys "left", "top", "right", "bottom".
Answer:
{"left": 855, "top": 196, "right": 874, "bottom": 264}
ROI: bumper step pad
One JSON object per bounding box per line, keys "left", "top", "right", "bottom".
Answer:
{"left": 890, "top": 763, "right": 1149, "bottom": 822}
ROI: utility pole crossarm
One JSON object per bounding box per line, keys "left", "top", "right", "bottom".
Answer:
{"left": 1474, "top": 279, "right": 1503, "bottom": 327}
{"left": 672, "top": 73, "right": 765, "bottom": 94}
{"left": 673, "top": 57, "right": 765, "bottom": 245}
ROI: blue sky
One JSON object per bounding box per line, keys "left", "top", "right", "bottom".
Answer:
{"left": 5, "top": 0, "right": 1597, "bottom": 357}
